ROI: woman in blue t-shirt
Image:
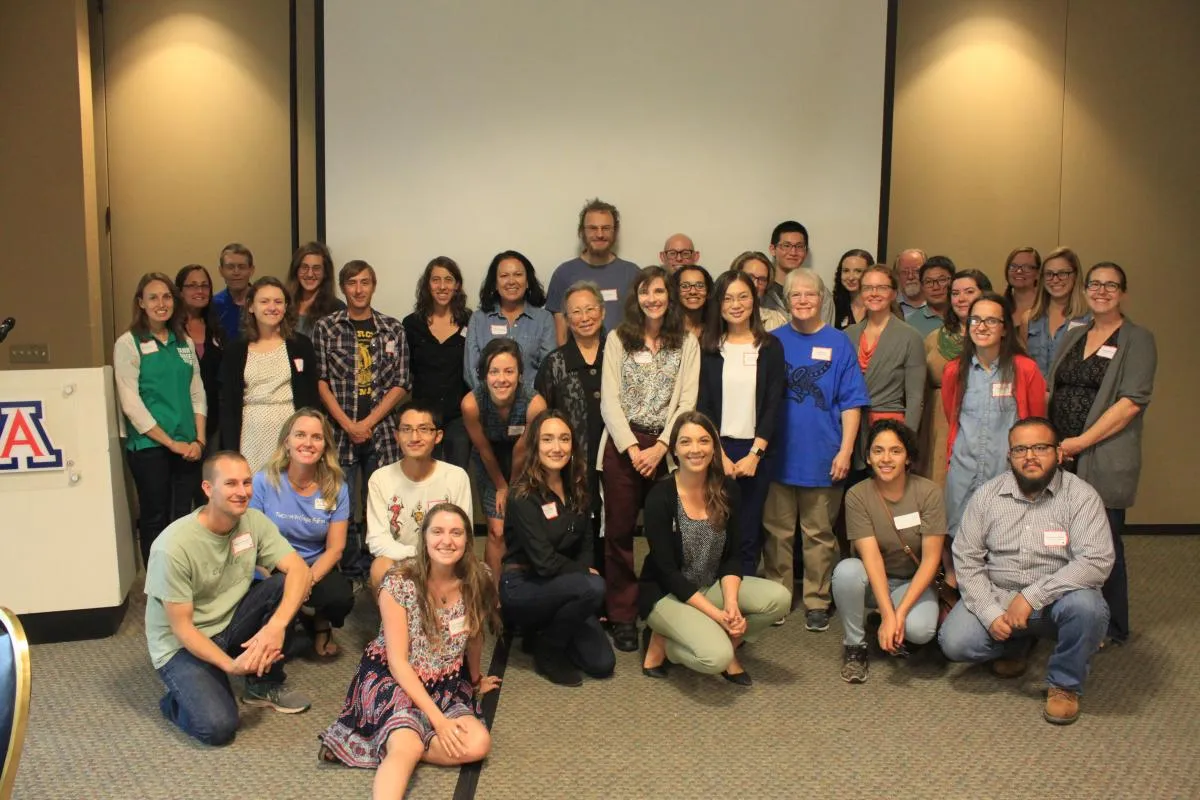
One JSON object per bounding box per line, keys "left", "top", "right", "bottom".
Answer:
{"left": 251, "top": 407, "right": 353, "bottom": 656}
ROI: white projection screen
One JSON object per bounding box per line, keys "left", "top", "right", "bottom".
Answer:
{"left": 323, "top": 1, "right": 890, "bottom": 315}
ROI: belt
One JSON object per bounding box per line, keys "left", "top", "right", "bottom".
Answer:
{"left": 629, "top": 423, "right": 664, "bottom": 436}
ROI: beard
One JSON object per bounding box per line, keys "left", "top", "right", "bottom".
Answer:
{"left": 902, "top": 280, "right": 922, "bottom": 299}
{"left": 1013, "top": 460, "right": 1057, "bottom": 495}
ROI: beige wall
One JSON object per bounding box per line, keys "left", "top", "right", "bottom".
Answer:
{"left": 890, "top": 0, "right": 1200, "bottom": 524}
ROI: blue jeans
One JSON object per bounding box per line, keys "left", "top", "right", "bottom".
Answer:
{"left": 831, "top": 558, "right": 939, "bottom": 647}
{"left": 342, "top": 442, "right": 380, "bottom": 577}
{"left": 155, "top": 573, "right": 293, "bottom": 745}
{"left": 938, "top": 588, "right": 1108, "bottom": 693}
{"left": 499, "top": 569, "right": 614, "bottom": 677}
{"left": 722, "top": 437, "right": 772, "bottom": 577}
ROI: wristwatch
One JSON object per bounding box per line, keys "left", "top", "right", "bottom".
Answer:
{"left": 749, "top": 445, "right": 765, "bottom": 457}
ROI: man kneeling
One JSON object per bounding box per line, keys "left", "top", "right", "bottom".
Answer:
{"left": 938, "top": 418, "right": 1113, "bottom": 725}
{"left": 145, "top": 451, "right": 314, "bottom": 745}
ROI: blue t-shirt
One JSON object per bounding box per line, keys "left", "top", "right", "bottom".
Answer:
{"left": 249, "top": 472, "right": 350, "bottom": 565}
{"left": 211, "top": 288, "right": 243, "bottom": 343}
{"left": 772, "top": 323, "right": 871, "bottom": 488}
{"left": 545, "top": 256, "right": 642, "bottom": 324}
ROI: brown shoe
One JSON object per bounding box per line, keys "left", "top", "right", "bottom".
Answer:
{"left": 1043, "top": 687, "right": 1080, "bottom": 725}
{"left": 989, "top": 657, "right": 1028, "bottom": 679}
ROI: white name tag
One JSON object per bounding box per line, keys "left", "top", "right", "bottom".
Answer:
{"left": 231, "top": 533, "right": 253, "bottom": 555}
{"left": 447, "top": 616, "right": 467, "bottom": 636}
{"left": 1043, "top": 529, "right": 1068, "bottom": 547}
{"left": 293, "top": 358, "right": 305, "bottom": 373}
{"left": 811, "top": 346, "right": 832, "bottom": 361}
{"left": 992, "top": 382, "right": 1013, "bottom": 397}
{"left": 1096, "top": 345, "right": 1117, "bottom": 359}
{"left": 893, "top": 511, "right": 921, "bottom": 529}
{"left": 742, "top": 351, "right": 758, "bottom": 367}
{"left": 601, "top": 288, "right": 618, "bottom": 302}
{"left": 632, "top": 350, "right": 652, "bottom": 365}
{"left": 460, "top": 328, "right": 468, "bottom": 337}
{"left": 490, "top": 324, "right": 508, "bottom": 336}
{"left": 1067, "top": 320, "right": 1087, "bottom": 331}
{"left": 384, "top": 339, "right": 397, "bottom": 355}
{"left": 541, "top": 502, "right": 559, "bottom": 520}
{"left": 313, "top": 498, "right": 330, "bottom": 511}
{"left": 139, "top": 340, "right": 158, "bottom": 355}
{"left": 507, "top": 424, "right": 525, "bottom": 437}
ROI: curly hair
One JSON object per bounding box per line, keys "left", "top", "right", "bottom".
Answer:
{"left": 285, "top": 242, "right": 342, "bottom": 325}
{"left": 414, "top": 256, "right": 471, "bottom": 327}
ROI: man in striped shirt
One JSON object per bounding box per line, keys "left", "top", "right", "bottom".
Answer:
{"left": 939, "top": 417, "right": 1113, "bottom": 725}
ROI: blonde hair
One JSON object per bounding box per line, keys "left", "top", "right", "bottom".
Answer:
{"left": 1030, "top": 246, "right": 1089, "bottom": 321}
{"left": 264, "top": 408, "right": 345, "bottom": 509}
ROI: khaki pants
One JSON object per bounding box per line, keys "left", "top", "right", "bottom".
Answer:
{"left": 761, "top": 483, "right": 844, "bottom": 611}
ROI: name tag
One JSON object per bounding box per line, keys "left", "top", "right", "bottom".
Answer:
{"left": 992, "top": 382, "right": 1013, "bottom": 397}
{"left": 293, "top": 358, "right": 305, "bottom": 373}
{"left": 632, "top": 350, "right": 652, "bottom": 365}
{"left": 601, "top": 288, "right": 618, "bottom": 302}
{"left": 1067, "top": 320, "right": 1087, "bottom": 331}
{"left": 139, "top": 340, "right": 158, "bottom": 355}
{"left": 384, "top": 339, "right": 397, "bottom": 355}
{"left": 507, "top": 424, "right": 525, "bottom": 437}
{"left": 460, "top": 328, "right": 468, "bottom": 337}
{"left": 447, "top": 615, "right": 467, "bottom": 636}
{"left": 742, "top": 351, "right": 758, "bottom": 367}
{"left": 313, "top": 498, "right": 330, "bottom": 511}
{"left": 541, "top": 502, "right": 559, "bottom": 520}
{"left": 231, "top": 533, "right": 254, "bottom": 555}
{"left": 811, "top": 346, "right": 832, "bottom": 361}
{"left": 1043, "top": 529, "right": 1068, "bottom": 547}
{"left": 1096, "top": 345, "right": 1117, "bottom": 359}
{"left": 490, "top": 324, "right": 508, "bottom": 336}
{"left": 893, "top": 511, "right": 921, "bottom": 529}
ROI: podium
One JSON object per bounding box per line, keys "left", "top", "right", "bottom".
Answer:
{"left": 0, "top": 367, "right": 136, "bottom": 642}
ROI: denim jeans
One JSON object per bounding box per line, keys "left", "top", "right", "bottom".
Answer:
{"left": 499, "top": 569, "right": 614, "bottom": 677}
{"left": 434, "top": 415, "right": 472, "bottom": 471}
{"left": 938, "top": 588, "right": 1109, "bottom": 693}
{"left": 341, "top": 441, "right": 380, "bottom": 577}
{"left": 831, "top": 558, "right": 939, "bottom": 647}
{"left": 127, "top": 446, "right": 201, "bottom": 568}
{"left": 155, "top": 573, "right": 293, "bottom": 745}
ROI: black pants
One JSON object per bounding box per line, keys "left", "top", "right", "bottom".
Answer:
{"left": 307, "top": 569, "right": 356, "bottom": 627}
{"left": 1104, "top": 507, "right": 1129, "bottom": 642}
{"left": 128, "top": 446, "right": 201, "bottom": 568}
{"left": 499, "top": 569, "right": 614, "bottom": 677}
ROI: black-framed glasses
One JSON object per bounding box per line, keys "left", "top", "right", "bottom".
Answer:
{"left": 776, "top": 242, "right": 808, "bottom": 253}
{"left": 1009, "top": 443, "right": 1057, "bottom": 457}
{"left": 398, "top": 425, "right": 438, "bottom": 436}
{"left": 298, "top": 264, "right": 324, "bottom": 276}
{"left": 921, "top": 276, "right": 951, "bottom": 288}
{"left": 1086, "top": 280, "right": 1122, "bottom": 293}
{"left": 665, "top": 249, "right": 695, "bottom": 260}
{"left": 1007, "top": 263, "right": 1036, "bottom": 274}
{"left": 679, "top": 281, "right": 707, "bottom": 293}
{"left": 746, "top": 274, "right": 770, "bottom": 287}
{"left": 1043, "top": 269, "right": 1075, "bottom": 282}
{"left": 968, "top": 315, "right": 1004, "bottom": 328}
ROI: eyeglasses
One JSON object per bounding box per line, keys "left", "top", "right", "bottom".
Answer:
{"left": 861, "top": 284, "right": 892, "bottom": 295}
{"left": 968, "top": 315, "right": 1004, "bottom": 328}
{"left": 1043, "top": 269, "right": 1075, "bottom": 282}
{"left": 678, "top": 281, "right": 707, "bottom": 293}
{"left": 775, "top": 242, "right": 808, "bottom": 253}
{"left": 298, "top": 265, "right": 324, "bottom": 276}
{"left": 584, "top": 225, "right": 614, "bottom": 235}
{"left": 665, "top": 249, "right": 695, "bottom": 260}
{"left": 567, "top": 305, "right": 602, "bottom": 319}
{"left": 788, "top": 291, "right": 820, "bottom": 301}
{"left": 1009, "top": 443, "right": 1057, "bottom": 457}
{"left": 722, "top": 293, "right": 753, "bottom": 305}
{"left": 745, "top": 274, "right": 770, "bottom": 287}
{"left": 1007, "top": 263, "right": 1036, "bottom": 274}
{"left": 399, "top": 425, "right": 438, "bottom": 436}
{"left": 1086, "top": 280, "right": 1122, "bottom": 294}
{"left": 921, "top": 276, "right": 951, "bottom": 288}
{"left": 221, "top": 263, "right": 253, "bottom": 273}
{"left": 181, "top": 282, "right": 210, "bottom": 291}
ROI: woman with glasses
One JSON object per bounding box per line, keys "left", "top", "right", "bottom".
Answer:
{"left": 921, "top": 270, "right": 993, "bottom": 486}
{"left": 464, "top": 250, "right": 555, "bottom": 395}
{"left": 942, "top": 292, "right": 1045, "bottom": 543}
{"left": 697, "top": 271, "right": 785, "bottom": 576}
{"left": 1048, "top": 262, "right": 1156, "bottom": 647}
{"left": 832, "top": 249, "right": 873, "bottom": 330}
{"left": 286, "top": 242, "right": 346, "bottom": 338}
{"left": 671, "top": 264, "right": 713, "bottom": 339}
{"left": 1003, "top": 247, "right": 1041, "bottom": 326}
{"left": 175, "top": 264, "right": 223, "bottom": 460}
{"left": 404, "top": 257, "right": 472, "bottom": 469}
{"left": 730, "top": 251, "right": 789, "bottom": 331}
{"left": 1025, "top": 247, "right": 1091, "bottom": 379}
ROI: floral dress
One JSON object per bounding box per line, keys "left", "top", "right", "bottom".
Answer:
{"left": 318, "top": 573, "right": 478, "bottom": 765}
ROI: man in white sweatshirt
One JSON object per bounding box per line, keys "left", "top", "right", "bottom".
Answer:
{"left": 366, "top": 401, "right": 473, "bottom": 589}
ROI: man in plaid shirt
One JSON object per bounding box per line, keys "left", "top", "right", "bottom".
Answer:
{"left": 313, "top": 260, "right": 410, "bottom": 576}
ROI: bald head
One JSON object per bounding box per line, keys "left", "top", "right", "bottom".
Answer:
{"left": 660, "top": 233, "right": 699, "bottom": 272}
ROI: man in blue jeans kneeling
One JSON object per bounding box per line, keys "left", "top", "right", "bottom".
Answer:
{"left": 145, "top": 451, "right": 313, "bottom": 745}
{"left": 938, "top": 418, "right": 1114, "bottom": 725}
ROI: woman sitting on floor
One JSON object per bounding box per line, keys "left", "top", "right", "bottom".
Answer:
{"left": 639, "top": 410, "right": 790, "bottom": 685}
{"left": 500, "top": 409, "right": 614, "bottom": 686}
{"left": 318, "top": 503, "right": 501, "bottom": 799}
{"left": 250, "top": 407, "right": 354, "bottom": 657}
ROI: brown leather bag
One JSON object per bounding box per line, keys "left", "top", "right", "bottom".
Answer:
{"left": 869, "top": 484, "right": 960, "bottom": 622}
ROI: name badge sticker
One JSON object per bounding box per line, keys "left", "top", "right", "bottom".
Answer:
{"left": 490, "top": 324, "right": 508, "bottom": 336}
{"left": 1067, "top": 320, "right": 1088, "bottom": 331}
{"left": 541, "top": 502, "right": 559, "bottom": 520}
{"left": 448, "top": 616, "right": 467, "bottom": 636}
{"left": 742, "top": 351, "right": 758, "bottom": 367}
{"left": 139, "top": 340, "right": 158, "bottom": 355}
{"left": 811, "top": 346, "right": 832, "bottom": 361}
{"left": 313, "top": 498, "right": 330, "bottom": 511}
{"left": 231, "top": 533, "right": 254, "bottom": 556}
{"left": 893, "top": 511, "right": 921, "bottom": 529}
{"left": 992, "top": 382, "right": 1013, "bottom": 397}
{"left": 507, "top": 424, "right": 525, "bottom": 437}
{"left": 1043, "top": 529, "right": 1068, "bottom": 547}
{"left": 293, "top": 358, "right": 305, "bottom": 373}
{"left": 1096, "top": 345, "right": 1117, "bottom": 359}
{"left": 632, "top": 350, "right": 653, "bottom": 365}
{"left": 385, "top": 339, "right": 397, "bottom": 356}
{"left": 601, "top": 288, "right": 618, "bottom": 302}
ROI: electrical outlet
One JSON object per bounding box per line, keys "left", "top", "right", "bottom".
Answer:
{"left": 9, "top": 343, "right": 49, "bottom": 364}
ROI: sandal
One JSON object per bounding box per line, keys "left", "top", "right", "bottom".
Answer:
{"left": 313, "top": 622, "right": 340, "bottom": 658}
{"left": 318, "top": 744, "right": 340, "bottom": 764}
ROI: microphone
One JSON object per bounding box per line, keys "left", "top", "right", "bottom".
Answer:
{"left": 0, "top": 317, "right": 13, "bottom": 343}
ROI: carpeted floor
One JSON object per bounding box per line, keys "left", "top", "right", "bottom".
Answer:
{"left": 11, "top": 535, "right": 1200, "bottom": 799}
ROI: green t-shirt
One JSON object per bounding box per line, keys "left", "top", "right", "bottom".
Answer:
{"left": 144, "top": 509, "right": 294, "bottom": 669}
{"left": 844, "top": 474, "right": 947, "bottom": 580}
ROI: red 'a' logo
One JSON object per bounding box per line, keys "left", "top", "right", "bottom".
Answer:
{"left": 0, "top": 401, "right": 65, "bottom": 472}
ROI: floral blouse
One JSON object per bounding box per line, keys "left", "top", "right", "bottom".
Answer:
{"left": 380, "top": 573, "right": 468, "bottom": 684}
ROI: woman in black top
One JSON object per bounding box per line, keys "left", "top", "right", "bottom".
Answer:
{"left": 500, "top": 410, "right": 614, "bottom": 686}
{"left": 832, "top": 248, "right": 874, "bottom": 329}
{"left": 671, "top": 264, "right": 713, "bottom": 339}
{"left": 175, "top": 264, "right": 223, "bottom": 456}
{"left": 696, "top": 270, "right": 785, "bottom": 575}
{"left": 639, "top": 411, "right": 790, "bottom": 685}
{"left": 403, "top": 256, "right": 472, "bottom": 469}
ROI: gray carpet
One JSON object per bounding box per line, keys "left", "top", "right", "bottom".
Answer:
{"left": 12, "top": 536, "right": 1200, "bottom": 799}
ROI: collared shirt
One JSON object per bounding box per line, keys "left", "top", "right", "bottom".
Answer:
{"left": 463, "top": 306, "right": 556, "bottom": 393}
{"left": 945, "top": 357, "right": 1017, "bottom": 536}
{"left": 905, "top": 304, "right": 945, "bottom": 337}
{"left": 312, "top": 308, "right": 409, "bottom": 466}
{"left": 899, "top": 298, "right": 927, "bottom": 319}
{"left": 952, "top": 469, "right": 1114, "bottom": 628}
{"left": 1027, "top": 311, "right": 1091, "bottom": 379}
{"left": 211, "top": 288, "right": 244, "bottom": 343}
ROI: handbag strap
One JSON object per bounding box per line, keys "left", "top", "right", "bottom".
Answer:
{"left": 868, "top": 481, "right": 922, "bottom": 570}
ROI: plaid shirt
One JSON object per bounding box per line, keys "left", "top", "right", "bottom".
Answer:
{"left": 313, "top": 309, "right": 410, "bottom": 466}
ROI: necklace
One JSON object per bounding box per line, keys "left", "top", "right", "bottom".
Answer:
{"left": 288, "top": 474, "right": 316, "bottom": 493}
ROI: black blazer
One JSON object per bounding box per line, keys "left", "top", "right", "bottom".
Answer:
{"left": 196, "top": 323, "right": 224, "bottom": 443}
{"left": 219, "top": 334, "right": 321, "bottom": 451}
{"left": 696, "top": 333, "right": 786, "bottom": 448}
{"left": 638, "top": 476, "right": 742, "bottom": 620}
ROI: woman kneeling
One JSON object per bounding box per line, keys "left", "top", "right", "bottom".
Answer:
{"left": 639, "top": 411, "right": 790, "bottom": 685}
{"left": 318, "top": 504, "right": 500, "bottom": 799}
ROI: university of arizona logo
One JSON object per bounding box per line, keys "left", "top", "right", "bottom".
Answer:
{"left": 0, "top": 401, "right": 65, "bottom": 472}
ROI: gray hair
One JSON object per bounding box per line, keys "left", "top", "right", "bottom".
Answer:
{"left": 783, "top": 267, "right": 826, "bottom": 300}
{"left": 563, "top": 280, "right": 605, "bottom": 310}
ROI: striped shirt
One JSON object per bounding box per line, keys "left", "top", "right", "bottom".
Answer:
{"left": 952, "top": 468, "right": 1114, "bottom": 627}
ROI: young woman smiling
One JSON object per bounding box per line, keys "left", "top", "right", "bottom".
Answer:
{"left": 832, "top": 249, "right": 874, "bottom": 330}
{"left": 175, "top": 263, "right": 223, "bottom": 466}
{"left": 671, "top": 264, "right": 713, "bottom": 339}
{"left": 1025, "top": 246, "right": 1091, "bottom": 379}
{"left": 285, "top": 241, "right": 345, "bottom": 338}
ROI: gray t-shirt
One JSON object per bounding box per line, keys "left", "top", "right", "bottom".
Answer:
{"left": 545, "top": 256, "right": 642, "bottom": 324}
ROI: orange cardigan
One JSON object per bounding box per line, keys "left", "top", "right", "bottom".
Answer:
{"left": 941, "top": 354, "right": 1047, "bottom": 466}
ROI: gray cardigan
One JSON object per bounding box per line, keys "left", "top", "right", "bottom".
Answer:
{"left": 845, "top": 317, "right": 927, "bottom": 432}
{"left": 1047, "top": 317, "right": 1156, "bottom": 509}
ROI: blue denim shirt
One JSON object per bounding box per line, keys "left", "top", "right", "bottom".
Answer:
{"left": 463, "top": 305, "right": 557, "bottom": 393}
{"left": 1027, "top": 312, "right": 1090, "bottom": 379}
{"left": 945, "top": 357, "right": 1017, "bottom": 536}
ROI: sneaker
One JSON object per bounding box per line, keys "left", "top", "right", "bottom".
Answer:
{"left": 841, "top": 645, "right": 869, "bottom": 683}
{"left": 805, "top": 609, "right": 830, "bottom": 632}
{"left": 611, "top": 622, "right": 639, "bottom": 653}
{"left": 242, "top": 681, "right": 311, "bottom": 714}
{"left": 771, "top": 616, "right": 787, "bottom": 627}
{"left": 1043, "top": 687, "right": 1080, "bottom": 725}
{"left": 534, "top": 644, "right": 583, "bottom": 687}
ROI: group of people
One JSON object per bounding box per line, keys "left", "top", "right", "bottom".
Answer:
{"left": 117, "top": 198, "right": 1155, "bottom": 798}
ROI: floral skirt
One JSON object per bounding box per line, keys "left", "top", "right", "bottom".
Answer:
{"left": 317, "top": 639, "right": 479, "bottom": 768}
